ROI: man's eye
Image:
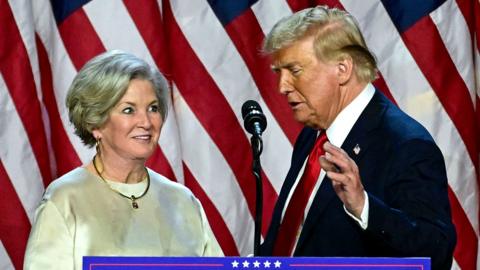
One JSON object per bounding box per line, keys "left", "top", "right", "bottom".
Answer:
{"left": 291, "top": 68, "right": 302, "bottom": 76}
{"left": 149, "top": 105, "right": 159, "bottom": 113}
{"left": 122, "top": 107, "right": 134, "bottom": 114}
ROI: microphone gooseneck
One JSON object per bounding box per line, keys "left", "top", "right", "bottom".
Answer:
{"left": 241, "top": 100, "right": 267, "bottom": 256}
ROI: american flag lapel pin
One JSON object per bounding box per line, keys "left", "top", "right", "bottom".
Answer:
{"left": 353, "top": 144, "right": 361, "bottom": 155}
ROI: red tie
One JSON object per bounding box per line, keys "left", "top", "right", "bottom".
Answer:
{"left": 272, "top": 131, "right": 328, "bottom": 256}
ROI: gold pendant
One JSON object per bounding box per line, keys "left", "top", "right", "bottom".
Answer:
{"left": 131, "top": 195, "right": 139, "bottom": 209}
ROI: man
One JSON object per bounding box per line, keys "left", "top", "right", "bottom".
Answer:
{"left": 259, "top": 6, "right": 456, "bottom": 270}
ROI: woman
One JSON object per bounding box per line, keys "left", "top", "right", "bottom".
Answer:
{"left": 24, "top": 50, "right": 223, "bottom": 269}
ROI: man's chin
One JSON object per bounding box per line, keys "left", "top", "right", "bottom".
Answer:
{"left": 293, "top": 113, "right": 308, "bottom": 125}
{"left": 293, "top": 115, "right": 321, "bottom": 129}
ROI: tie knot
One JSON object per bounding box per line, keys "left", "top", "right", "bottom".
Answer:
{"left": 314, "top": 131, "right": 328, "bottom": 149}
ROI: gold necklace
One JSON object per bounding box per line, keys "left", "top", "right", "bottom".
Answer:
{"left": 93, "top": 155, "right": 150, "bottom": 209}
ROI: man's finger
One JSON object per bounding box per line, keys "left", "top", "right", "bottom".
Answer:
{"left": 319, "top": 156, "right": 340, "bottom": 172}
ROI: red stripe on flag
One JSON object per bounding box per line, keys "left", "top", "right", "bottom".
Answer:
{"left": 455, "top": 1, "right": 480, "bottom": 172}
{"left": 455, "top": 0, "right": 478, "bottom": 50}
{"left": 476, "top": 0, "right": 480, "bottom": 52}
{"left": 260, "top": 168, "right": 278, "bottom": 235}
{"left": 477, "top": 96, "right": 480, "bottom": 144}
{"left": 474, "top": 0, "right": 480, "bottom": 193}
{"left": 401, "top": 16, "right": 479, "bottom": 176}
{"left": 124, "top": 0, "right": 178, "bottom": 182}
{"left": 470, "top": 0, "right": 480, "bottom": 192}
{"left": 146, "top": 146, "right": 177, "bottom": 182}
{"left": 0, "top": 0, "right": 53, "bottom": 186}
{"left": 123, "top": 0, "right": 171, "bottom": 77}
{"left": 287, "top": 0, "right": 312, "bottom": 12}
{"left": 183, "top": 163, "right": 240, "bottom": 255}
{"left": 163, "top": 0, "right": 277, "bottom": 236}
{"left": 58, "top": 8, "right": 105, "bottom": 70}
{"left": 36, "top": 35, "right": 82, "bottom": 179}
{"left": 448, "top": 188, "right": 478, "bottom": 270}
{"left": 0, "top": 161, "right": 31, "bottom": 270}
{"left": 225, "top": 9, "right": 302, "bottom": 144}
{"left": 477, "top": 96, "right": 480, "bottom": 195}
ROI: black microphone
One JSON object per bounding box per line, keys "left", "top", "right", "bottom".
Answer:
{"left": 242, "top": 100, "right": 267, "bottom": 136}
{"left": 241, "top": 100, "right": 266, "bottom": 256}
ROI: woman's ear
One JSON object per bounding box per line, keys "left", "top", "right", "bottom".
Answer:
{"left": 92, "top": 129, "right": 101, "bottom": 140}
{"left": 337, "top": 56, "right": 353, "bottom": 85}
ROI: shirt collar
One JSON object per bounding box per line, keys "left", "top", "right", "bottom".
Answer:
{"left": 325, "top": 83, "right": 375, "bottom": 147}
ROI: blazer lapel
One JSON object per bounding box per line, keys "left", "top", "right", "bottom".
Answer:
{"left": 295, "top": 90, "right": 389, "bottom": 252}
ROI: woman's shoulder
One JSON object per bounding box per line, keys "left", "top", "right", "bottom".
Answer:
{"left": 147, "top": 169, "right": 190, "bottom": 190}
{"left": 147, "top": 168, "right": 196, "bottom": 198}
{"left": 44, "top": 167, "right": 97, "bottom": 200}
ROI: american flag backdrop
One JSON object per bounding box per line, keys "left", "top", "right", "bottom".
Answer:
{"left": 0, "top": 0, "right": 479, "bottom": 269}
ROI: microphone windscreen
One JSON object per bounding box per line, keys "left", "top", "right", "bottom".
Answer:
{"left": 241, "top": 100, "right": 267, "bottom": 135}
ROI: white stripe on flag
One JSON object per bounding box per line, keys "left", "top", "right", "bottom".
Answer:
{"left": 158, "top": 104, "right": 185, "bottom": 183}
{"left": 475, "top": 41, "right": 480, "bottom": 99}
{"left": 0, "top": 241, "right": 14, "bottom": 270}
{"left": 9, "top": 0, "right": 58, "bottom": 177}
{"left": 33, "top": 0, "right": 94, "bottom": 163}
{"left": 83, "top": 0, "right": 147, "bottom": 55}
{"left": 251, "top": 0, "right": 292, "bottom": 36}
{"left": 173, "top": 84, "right": 254, "bottom": 254}
{"left": 431, "top": 0, "right": 476, "bottom": 102}
{"left": 451, "top": 259, "right": 461, "bottom": 270}
{"left": 0, "top": 74, "right": 44, "bottom": 222}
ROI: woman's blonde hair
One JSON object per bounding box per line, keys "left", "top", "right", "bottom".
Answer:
{"left": 66, "top": 50, "right": 169, "bottom": 148}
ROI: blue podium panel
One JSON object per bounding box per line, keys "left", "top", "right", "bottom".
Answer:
{"left": 83, "top": 256, "right": 430, "bottom": 270}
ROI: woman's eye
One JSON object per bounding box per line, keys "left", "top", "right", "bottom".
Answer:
{"left": 149, "top": 105, "right": 159, "bottom": 112}
{"left": 122, "top": 107, "right": 134, "bottom": 114}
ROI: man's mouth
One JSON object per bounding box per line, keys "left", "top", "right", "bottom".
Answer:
{"left": 289, "top": 101, "right": 301, "bottom": 108}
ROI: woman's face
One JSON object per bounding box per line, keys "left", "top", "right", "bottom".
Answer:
{"left": 94, "top": 79, "right": 163, "bottom": 162}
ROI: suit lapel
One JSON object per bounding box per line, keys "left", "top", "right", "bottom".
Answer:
{"left": 295, "top": 90, "right": 390, "bottom": 252}
{"left": 266, "top": 127, "right": 318, "bottom": 246}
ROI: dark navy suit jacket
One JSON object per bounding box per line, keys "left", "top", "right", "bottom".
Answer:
{"left": 260, "top": 90, "right": 456, "bottom": 270}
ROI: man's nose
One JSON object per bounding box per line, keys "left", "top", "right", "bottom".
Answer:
{"left": 278, "top": 71, "right": 293, "bottom": 95}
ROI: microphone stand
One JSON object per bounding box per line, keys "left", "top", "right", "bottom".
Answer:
{"left": 250, "top": 134, "right": 263, "bottom": 256}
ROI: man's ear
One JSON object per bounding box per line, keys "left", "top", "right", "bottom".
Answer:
{"left": 337, "top": 56, "right": 353, "bottom": 85}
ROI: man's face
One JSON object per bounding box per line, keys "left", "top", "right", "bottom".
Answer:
{"left": 271, "top": 36, "right": 342, "bottom": 130}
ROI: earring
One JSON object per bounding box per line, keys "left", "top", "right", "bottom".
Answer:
{"left": 95, "top": 137, "right": 101, "bottom": 154}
